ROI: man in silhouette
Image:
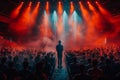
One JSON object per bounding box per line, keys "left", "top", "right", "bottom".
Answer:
{"left": 56, "top": 40, "right": 63, "bottom": 69}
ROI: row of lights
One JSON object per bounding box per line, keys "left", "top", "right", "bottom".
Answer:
{"left": 21, "top": 1, "right": 99, "bottom": 4}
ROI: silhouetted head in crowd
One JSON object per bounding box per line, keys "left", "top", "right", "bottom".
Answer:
{"left": 109, "top": 54, "right": 114, "bottom": 60}
{"left": 35, "top": 60, "right": 45, "bottom": 74}
{"left": 87, "top": 58, "right": 91, "bottom": 64}
{"left": 24, "top": 58, "right": 28, "bottom": 62}
{"left": 92, "top": 59, "right": 98, "bottom": 67}
{"left": 8, "top": 55, "right": 12, "bottom": 60}
{"left": 23, "top": 58, "right": 29, "bottom": 70}
{"left": 8, "top": 62, "right": 14, "bottom": 68}
{"left": 79, "top": 64, "right": 85, "bottom": 73}
{"left": 30, "top": 55, "right": 33, "bottom": 60}
{"left": 13, "top": 55, "right": 18, "bottom": 63}
{"left": 1, "top": 57, "right": 7, "bottom": 64}
{"left": 105, "top": 59, "right": 111, "bottom": 65}
{"left": 100, "top": 56, "right": 105, "bottom": 62}
{"left": 73, "top": 57, "right": 77, "bottom": 63}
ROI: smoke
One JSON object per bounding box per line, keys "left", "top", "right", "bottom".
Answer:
{"left": 5, "top": 1, "right": 120, "bottom": 50}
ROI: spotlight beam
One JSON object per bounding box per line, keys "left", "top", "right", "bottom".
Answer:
{"left": 70, "top": 1, "right": 74, "bottom": 14}
{"left": 58, "top": 1, "right": 63, "bottom": 15}
{"left": 10, "top": 2, "right": 24, "bottom": 19}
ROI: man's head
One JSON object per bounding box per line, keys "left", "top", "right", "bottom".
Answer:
{"left": 58, "top": 40, "right": 61, "bottom": 44}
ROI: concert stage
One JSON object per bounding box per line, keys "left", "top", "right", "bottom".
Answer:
{"left": 0, "top": 0, "right": 120, "bottom": 50}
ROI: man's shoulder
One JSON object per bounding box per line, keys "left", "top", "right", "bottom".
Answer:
{"left": 56, "top": 45, "right": 59, "bottom": 47}
{"left": 56, "top": 44, "right": 63, "bottom": 48}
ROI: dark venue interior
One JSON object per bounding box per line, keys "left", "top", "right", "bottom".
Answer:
{"left": 0, "top": 0, "right": 120, "bottom": 80}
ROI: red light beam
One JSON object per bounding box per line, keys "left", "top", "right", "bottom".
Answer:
{"left": 10, "top": 2, "right": 32, "bottom": 33}
{"left": 10, "top": 2, "right": 24, "bottom": 19}
{"left": 96, "top": 2, "right": 111, "bottom": 18}
{"left": 45, "top": 1, "right": 49, "bottom": 14}
{"left": 30, "top": 2, "right": 40, "bottom": 25}
{"left": 79, "top": 2, "right": 90, "bottom": 22}
{"left": 58, "top": 1, "right": 63, "bottom": 15}
{"left": 70, "top": 1, "right": 74, "bottom": 15}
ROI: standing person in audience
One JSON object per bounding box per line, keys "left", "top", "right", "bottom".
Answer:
{"left": 56, "top": 40, "right": 63, "bottom": 69}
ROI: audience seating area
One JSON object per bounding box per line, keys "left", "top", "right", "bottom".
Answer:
{"left": 0, "top": 48, "right": 56, "bottom": 80}
{"left": 1, "top": 47, "right": 120, "bottom": 80}
{"left": 65, "top": 47, "right": 120, "bottom": 80}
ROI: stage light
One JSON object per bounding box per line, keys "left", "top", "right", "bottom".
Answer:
{"left": 88, "top": 1, "right": 95, "bottom": 11}
{"left": 21, "top": 2, "right": 24, "bottom": 4}
{"left": 96, "top": 1, "right": 111, "bottom": 17}
{"left": 38, "top": 1, "right": 40, "bottom": 4}
{"left": 29, "top": 1, "right": 32, "bottom": 7}
{"left": 79, "top": 2, "right": 90, "bottom": 22}
{"left": 70, "top": 1, "right": 74, "bottom": 14}
{"left": 79, "top": 1, "right": 81, "bottom": 4}
{"left": 30, "top": 1, "right": 40, "bottom": 26}
{"left": 9, "top": 1, "right": 32, "bottom": 37}
{"left": 45, "top": 1, "right": 49, "bottom": 14}
{"left": 10, "top": 2, "right": 24, "bottom": 19}
{"left": 37, "top": 2, "right": 40, "bottom": 6}
{"left": 87, "top": 1, "right": 90, "bottom": 4}
{"left": 58, "top": 1, "right": 63, "bottom": 15}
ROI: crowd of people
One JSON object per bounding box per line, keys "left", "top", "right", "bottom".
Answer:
{"left": 0, "top": 46, "right": 120, "bottom": 80}
{"left": 65, "top": 46, "right": 120, "bottom": 80}
{"left": 0, "top": 47, "right": 56, "bottom": 80}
